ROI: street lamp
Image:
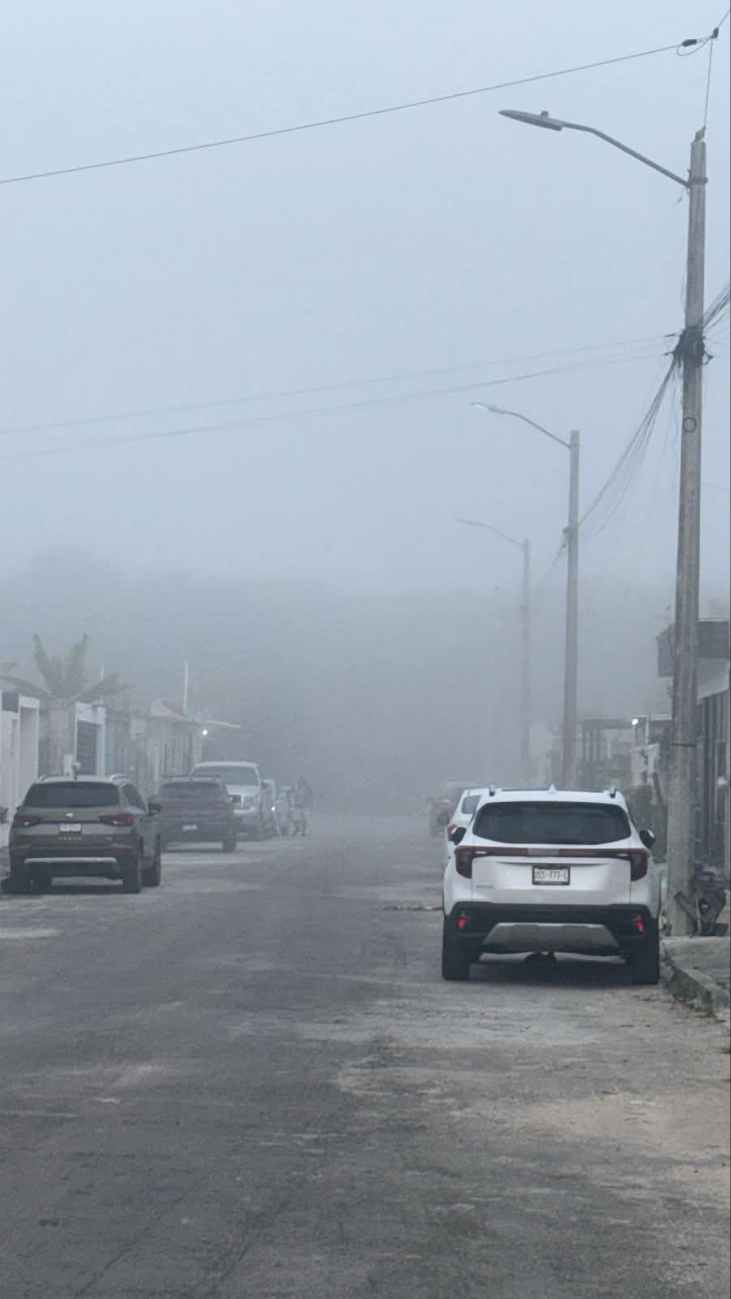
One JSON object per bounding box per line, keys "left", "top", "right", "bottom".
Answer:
{"left": 456, "top": 516, "right": 532, "bottom": 784}
{"left": 472, "top": 402, "right": 580, "bottom": 788}
{"left": 498, "top": 107, "right": 706, "bottom": 936}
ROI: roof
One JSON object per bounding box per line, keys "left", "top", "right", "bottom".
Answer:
{"left": 698, "top": 659, "right": 730, "bottom": 702}
{"left": 476, "top": 787, "right": 629, "bottom": 810}
{"left": 35, "top": 775, "right": 121, "bottom": 785}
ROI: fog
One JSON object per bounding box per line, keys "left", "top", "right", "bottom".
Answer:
{"left": 1, "top": 1, "right": 729, "bottom": 804}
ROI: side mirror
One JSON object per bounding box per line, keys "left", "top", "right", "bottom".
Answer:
{"left": 436, "top": 811, "right": 451, "bottom": 827}
{"left": 451, "top": 827, "right": 467, "bottom": 846}
{"left": 639, "top": 828, "right": 656, "bottom": 851}
{"left": 148, "top": 801, "right": 162, "bottom": 815}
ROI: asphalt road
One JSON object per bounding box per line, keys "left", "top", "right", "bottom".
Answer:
{"left": 0, "top": 816, "right": 728, "bottom": 1299}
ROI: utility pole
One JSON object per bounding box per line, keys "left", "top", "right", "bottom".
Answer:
{"left": 520, "top": 538, "right": 532, "bottom": 785}
{"left": 562, "top": 430, "right": 580, "bottom": 787}
{"left": 667, "top": 130, "right": 707, "bottom": 936}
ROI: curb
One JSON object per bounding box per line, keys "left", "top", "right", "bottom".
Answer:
{"left": 661, "top": 940, "right": 731, "bottom": 1017}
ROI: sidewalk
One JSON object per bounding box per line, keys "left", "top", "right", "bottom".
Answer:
{"left": 662, "top": 937, "right": 731, "bottom": 1017}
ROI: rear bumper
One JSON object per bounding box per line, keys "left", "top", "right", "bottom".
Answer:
{"left": 11, "top": 849, "right": 135, "bottom": 878}
{"left": 445, "top": 903, "right": 654, "bottom": 955}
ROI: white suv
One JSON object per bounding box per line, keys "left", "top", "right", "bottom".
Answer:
{"left": 442, "top": 787, "right": 660, "bottom": 985}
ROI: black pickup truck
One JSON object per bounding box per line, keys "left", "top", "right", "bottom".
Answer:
{"left": 155, "top": 777, "right": 237, "bottom": 852}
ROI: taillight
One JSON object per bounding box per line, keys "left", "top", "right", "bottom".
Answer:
{"left": 99, "top": 812, "right": 135, "bottom": 827}
{"left": 628, "top": 850, "right": 649, "bottom": 881}
{"left": 12, "top": 813, "right": 41, "bottom": 829}
{"left": 455, "top": 848, "right": 474, "bottom": 878}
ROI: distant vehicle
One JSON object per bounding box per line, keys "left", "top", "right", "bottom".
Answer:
{"left": 8, "top": 776, "right": 162, "bottom": 894}
{"left": 442, "top": 786, "right": 661, "bottom": 984}
{"left": 428, "top": 782, "right": 478, "bottom": 836}
{"left": 442, "top": 788, "right": 487, "bottom": 871}
{"left": 261, "top": 780, "right": 279, "bottom": 838}
{"left": 155, "top": 777, "right": 237, "bottom": 852}
{"left": 190, "top": 761, "right": 263, "bottom": 839}
{"left": 275, "top": 785, "right": 296, "bottom": 837}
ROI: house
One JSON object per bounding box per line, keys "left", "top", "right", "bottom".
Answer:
{"left": 0, "top": 692, "right": 41, "bottom": 847}
{"left": 39, "top": 700, "right": 106, "bottom": 778}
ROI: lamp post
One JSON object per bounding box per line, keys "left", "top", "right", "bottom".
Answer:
{"left": 472, "top": 403, "right": 580, "bottom": 787}
{"left": 498, "top": 108, "right": 705, "bottom": 935}
{"left": 456, "top": 517, "right": 532, "bottom": 784}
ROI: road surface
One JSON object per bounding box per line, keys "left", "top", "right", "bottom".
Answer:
{"left": 0, "top": 816, "right": 728, "bottom": 1298}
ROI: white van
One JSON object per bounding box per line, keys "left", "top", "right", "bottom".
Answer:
{"left": 190, "top": 761, "right": 263, "bottom": 839}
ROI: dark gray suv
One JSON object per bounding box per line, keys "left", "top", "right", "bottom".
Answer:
{"left": 9, "top": 777, "right": 162, "bottom": 895}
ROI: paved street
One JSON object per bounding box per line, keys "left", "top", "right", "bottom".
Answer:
{"left": 0, "top": 816, "right": 728, "bottom": 1299}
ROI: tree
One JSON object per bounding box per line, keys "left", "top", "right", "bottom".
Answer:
{"left": 0, "top": 634, "right": 126, "bottom": 702}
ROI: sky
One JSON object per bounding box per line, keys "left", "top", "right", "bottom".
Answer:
{"left": 1, "top": 0, "right": 729, "bottom": 601}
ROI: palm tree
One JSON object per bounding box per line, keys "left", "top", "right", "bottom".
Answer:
{"left": 0, "top": 634, "right": 125, "bottom": 702}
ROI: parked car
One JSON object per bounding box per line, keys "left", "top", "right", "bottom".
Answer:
{"left": 155, "top": 777, "right": 237, "bottom": 852}
{"left": 442, "top": 786, "right": 660, "bottom": 984}
{"left": 442, "top": 787, "right": 487, "bottom": 870}
{"left": 8, "top": 776, "right": 162, "bottom": 894}
{"left": 190, "top": 761, "right": 263, "bottom": 839}
{"left": 428, "top": 782, "right": 478, "bottom": 836}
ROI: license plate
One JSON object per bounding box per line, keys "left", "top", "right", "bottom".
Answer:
{"left": 59, "top": 823, "right": 82, "bottom": 834}
{"left": 533, "top": 866, "right": 570, "bottom": 885}
{"left": 183, "top": 824, "right": 198, "bottom": 832}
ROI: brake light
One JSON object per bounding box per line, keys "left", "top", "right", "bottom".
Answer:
{"left": 12, "top": 813, "right": 41, "bottom": 829}
{"left": 99, "top": 812, "right": 135, "bottom": 827}
{"left": 628, "top": 850, "right": 649, "bottom": 881}
{"left": 455, "top": 848, "right": 474, "bottom": 878}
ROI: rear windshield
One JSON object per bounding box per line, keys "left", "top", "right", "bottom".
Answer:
{"left": 473, "top": 801, "right": 631, "bottom": 845}
{"left": 460, "top": 794, "right": 480, "bottom": 816}
{"left": 192, "top": 765, "right": 259, "bottom": 787}
{"left": 159, "top": 782, "right": 224, "bottom": 802}
{"left": 24, "top": 782, "right": 120, "bottom": 809}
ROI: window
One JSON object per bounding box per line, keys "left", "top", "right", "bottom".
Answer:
{"left": 159, "top": 782, "right": 225, "bottom": 803}
{"left": 460, "top": 794, "right": 480, "bottom": 816}
{"left": 123, "top": 784, "right": 146, "bottom": 810}
{"left": 24, "top": 782, "right": 120, "bottom": 810}
{"left": 192, "top": 765, "right": 259, "bottom": 787}
{"left": 473, "top": 801, "right": 631, "bottom": 846}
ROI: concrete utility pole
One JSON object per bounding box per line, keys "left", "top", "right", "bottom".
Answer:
{"left": 562, "top": 430, "right": 581, "bottom": 788}
{"left": 473, "top": 403, "right": 579, "bottom": 788}
{"left": 456, "top": 517, "right": 533, "bottom": 784}
{"left": 497, "top": 108, "right": 708, "bottom": 932}
{"left": 520, "top": 538, "right": 533, "bottom": 785}
{"left": 667, "top": 130, "right": 707, "bottom": 936}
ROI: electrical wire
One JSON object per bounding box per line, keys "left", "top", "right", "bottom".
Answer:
{"left": 579, "top": 357, "right": 681, "bottom": 540}
{"left": 0, "top": 43, "right": 681, "bottom": 187}
{"left": 0, "top": 334, "right": 666, "bottom": 442}
{"left": 0, "top": 350, "right": 664, "bottom": 465}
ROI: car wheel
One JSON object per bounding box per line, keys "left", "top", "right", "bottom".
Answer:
{"left": 628, "top": 920, "right": 660, "bottom": 985}
{"left": 143, "top": 841, "right": 162, "bottom": 887}
{"left": 8, "top": 863, "right": 32, "bottom": 895}
{"left": 441, "top": 924, "right": 475, "bottom": 982}
{"left": 122, "top": 851, "right": 143, "bottom": 895}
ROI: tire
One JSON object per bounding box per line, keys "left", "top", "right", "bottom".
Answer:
{"left": 441, "top": 923, "right": 475, "bottom": 982}
{"left": 143, "top": 841, "right": 162, "bottom": 887}
{"left": 629, "top": 920, "right": 660, "bottom": 985}
{"left": 122, "top": 851, "right": 143, "bottom": 895}
{"left": 9, "top": 863, "right": 32, "bottom": 895}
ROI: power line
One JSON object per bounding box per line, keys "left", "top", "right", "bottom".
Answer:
{"left": 0, "top": 350, "right": 663, "bottom": 464}
{"left": 0, "top": 43, "right": 680, "bottom": 187}
{"left": 0, "top": 334, "right": 666, "bottom": 441}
